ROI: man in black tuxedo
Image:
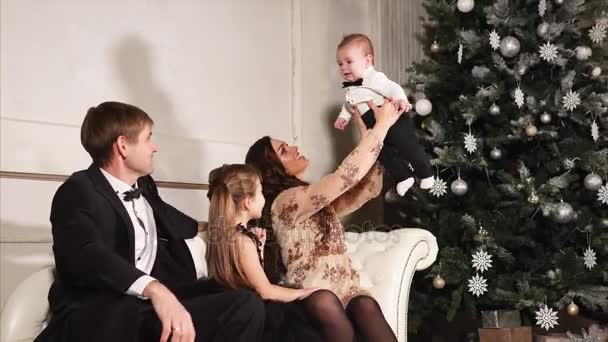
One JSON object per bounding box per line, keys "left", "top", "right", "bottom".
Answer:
{"left": 35, "top": 101, "right": 265, "bottom": 342}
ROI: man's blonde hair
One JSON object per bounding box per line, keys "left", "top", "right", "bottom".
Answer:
{"left": 337, "top": 33, "right": 375, "bottom": 62}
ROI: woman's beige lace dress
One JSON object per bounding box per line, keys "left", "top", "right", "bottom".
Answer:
{"left": 271, "top": 130, "right": 384, "bottom": 305}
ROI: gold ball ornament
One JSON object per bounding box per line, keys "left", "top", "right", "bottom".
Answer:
{"left": 528, "top": 193, "right": 539, "bottom": 204}
{"left": 433, "top": 275, "right": 446, "bottom": 289}
{"left": 430, "top": 41, "right": 440, "bottom": 53}
{"left": 525, "top": 124, "right": 538, "bottom": 137}
{"left": 567, "top": 302, "right": 579, "bottom": 316}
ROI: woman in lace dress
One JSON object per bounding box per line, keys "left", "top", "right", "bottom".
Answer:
{"left": 246, "top": 99, "right": 401, "bottom": 342}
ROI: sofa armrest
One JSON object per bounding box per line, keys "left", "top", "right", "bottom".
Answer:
{"left": 345, "top": 228, "right": 438, "bottom": 342}
{"left": 0, "top": 267, "right": 54, "bottom": 342}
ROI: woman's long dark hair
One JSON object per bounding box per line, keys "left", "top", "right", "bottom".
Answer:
{"left": 245, "top": 136, "right": 308, "bottom": 283}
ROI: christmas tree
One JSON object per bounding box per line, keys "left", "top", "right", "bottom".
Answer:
{"left": 390, "top": 0, "right": 608, "bottom": 335}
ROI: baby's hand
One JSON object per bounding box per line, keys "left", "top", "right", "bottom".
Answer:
{"left": 334, "top": 118, "right": 349, "bottom": 130}
{"left": 396, "top": 99, "right": 412, "bottom": 113}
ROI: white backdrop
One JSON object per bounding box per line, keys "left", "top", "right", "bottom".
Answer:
{"left": 1, "top": 0, "right": 295, "bottom": 183}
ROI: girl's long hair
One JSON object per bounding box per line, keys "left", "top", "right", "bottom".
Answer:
{"left": 245, "top": 136, "right": 308, "bottom": 283}
{"left": 205, "top": 163, "right": 261, "bottom": 289}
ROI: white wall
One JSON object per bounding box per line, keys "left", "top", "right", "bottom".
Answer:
{"left": 1, "top": 0, "right": 295, "bottom": 183}
{"left": 0, "top": 0, "right": 424, "bottom": 309}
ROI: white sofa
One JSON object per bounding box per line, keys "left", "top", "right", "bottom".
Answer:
{"left": 0, "top": 228, "right": 437, "bottom": 342}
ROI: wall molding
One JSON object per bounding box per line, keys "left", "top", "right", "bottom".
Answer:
{"left": 0, "top": 171, "right": 208, "bottom": 190}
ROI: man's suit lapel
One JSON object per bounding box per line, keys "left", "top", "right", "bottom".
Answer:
{"left": 86, "top": 165, "right": 136, "bottom": 263}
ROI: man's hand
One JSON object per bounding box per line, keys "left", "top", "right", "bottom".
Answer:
{"left": 395, "top": 99, "right": 412, "bottom": 113}
{"left": 144, "top": 281, "right": 195, "bottom": 342}
{"left": 334, "top": 117, "right": 349, "bottom": 130}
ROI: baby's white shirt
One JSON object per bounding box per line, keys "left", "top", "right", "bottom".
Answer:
{"left": 338, "top": 65, "right": 407, "bottom": 122}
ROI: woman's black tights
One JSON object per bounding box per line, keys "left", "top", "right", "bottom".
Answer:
{"left": 345, "top": 295, "right": 397, "bottom": 342}
{"left": 302, "top": 290, "right": 397, "bottom": 342}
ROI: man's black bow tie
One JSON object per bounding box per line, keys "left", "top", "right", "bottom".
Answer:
{"left": 342, "top": 78, "right": 363, "bottom": 88}
{"left": 123, "top": 187, "right": 142, "bottom": 201}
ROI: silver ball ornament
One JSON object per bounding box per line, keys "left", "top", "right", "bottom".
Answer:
{"left": 546, "top": 270, "right": 556, "bottom": 280}
{"left": 537, "top": 22, "right": 550, "bottom": 38}
{"left": 433, "top": 275, "right": 446, "bottom": 289}
{"left": 591, "top": 66, "right": 602, "bottom": 78}
{"left": 553, "top": 201, "right": 575, "bottom": 223}
{"left": 584, "top": 173, "right": 603, "bottom": 191}
{"left": 430, "top": 41, "right": 440, "bottom": 53}
{"left": 451, "top": 178, "right": 469, "bottom": 196}
{"left": 489, "top": 103, "right": 501, "bottom": 116}
{"left": 456, "top": 0, "right": 475, "bottom": 13}
{"left": 540, "top": 112, "right": 552, "bottom": 124}
{"left": 415, "top": 99, "right": 433, "bottom": 116}
{"left": 554, "top": 0, "right": 564, "bottom": 5}
{"left": 562, "top": 158, "right": 575, "bottom": 170}
{"left": 528, "top": 193, "right": 539, "bottom": 204}
{"left": 490, "top": 147, "right": 502, "bottom": 160}
{"left": 575, "top": 46, "right": 592, "bottom": 61}
{"left": 500, "top": 36, "right": 521, "bottom": 58}
{"left": 601, "top": 218, "right": 608, "bottom": 228}
{"left": 525, "top": 124, "right": 538, "bottom": 137}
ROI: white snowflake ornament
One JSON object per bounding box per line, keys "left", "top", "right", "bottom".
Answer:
{"left": 464, "top": 132, "right": 478, "bottom": 153}
{"left": 589, "top": 23, "right": 607, "bottom": 45}
{"left": 583, "top": 247, "right": 597, "bottom": 270}
{"left": 591, "top": 120, "right": 599, "bottom": 142}
{"left": 514, "top": 87, "right": 525, "bottom": 108}
{"left": 539, "top": 42, "right": 558, "bottom": 61}
{"left": 458, "top": 43, "right": 463, "bottom": 64}
{"left": 562, "top": 90, "right": 581, "bottom": 111}
{"left": 467, "top": 274, "right": 488, "bottom": 297}
{"left": 489, "top": 30, "right": 501, "bottom": 50}
{"left": 536, "top": 305, "right": 559, "bottom": 331}
{"left": 539, "top": 0, "right": 547, "bottom": 17}
{"left": 429, "top": 177, "right": 448, "bottom": 198}
{"left": 598, "top": 184, "right": 608, "bottom": 205}
{"left": 472, "top": 249, "right": 493, "bottom": 273}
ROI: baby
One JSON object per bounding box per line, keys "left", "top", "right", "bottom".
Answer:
{"left": 335, "top": 33, "right": 434, "bottom": 195}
